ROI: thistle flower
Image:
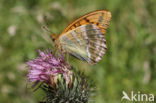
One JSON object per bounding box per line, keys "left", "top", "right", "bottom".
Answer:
{"left": 26, "top": 50, "right": 93, "bottom": 103}
{"left": 27, "top": 50, "right": 72, "bottom": 86}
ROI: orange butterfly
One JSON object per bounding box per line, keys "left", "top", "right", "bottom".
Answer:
{"left": 51, "top": 10, "right": 111, "bottom": 64}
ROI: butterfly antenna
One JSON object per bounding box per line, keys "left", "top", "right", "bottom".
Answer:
{"left": 42, "top": 25, "right": 54, "bottom": 34}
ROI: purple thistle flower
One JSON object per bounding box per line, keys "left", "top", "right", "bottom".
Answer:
{"left": 27, "top": 50, "right": 72, "bottom": 86}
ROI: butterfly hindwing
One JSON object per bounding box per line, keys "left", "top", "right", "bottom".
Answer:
{"left": 57, "top": 24, "right": 107, "bottom": 64}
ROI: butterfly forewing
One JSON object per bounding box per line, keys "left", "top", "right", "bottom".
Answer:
{"left": 61, "top": 10, "right": 111, "bottom": 34}
{"left": 57, "top": 24, "right": 107, "bottom": 64}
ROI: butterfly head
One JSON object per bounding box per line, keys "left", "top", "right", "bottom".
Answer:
{"left": 50, "top": 33, "right": 58, "bottom": 41}
{"left": 51, "top": 33, "right": 62, "bottom": 52}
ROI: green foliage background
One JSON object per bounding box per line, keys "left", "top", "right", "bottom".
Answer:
{"left": 0, "top": 0, "right": 155, "bottom": 103}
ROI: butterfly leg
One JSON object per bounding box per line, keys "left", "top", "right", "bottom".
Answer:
{"left": 65, "top": 52, "right": 70, "bottom": 63}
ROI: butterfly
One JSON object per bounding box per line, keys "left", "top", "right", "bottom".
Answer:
{"left": 51, "top": 10, "right": 111, "bottom": 64}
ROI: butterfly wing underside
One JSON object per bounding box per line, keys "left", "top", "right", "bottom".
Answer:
{"left": 61, "top": 10, "right": 111, "bottom": 35}
{"left": 58, "top": 24, "right": 107, "bottom": 64}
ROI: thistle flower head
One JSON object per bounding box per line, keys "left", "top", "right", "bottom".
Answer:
{"left": 27, "top": 50, "right": 72, "bottom": 86}
{"left": 26, "top": 50, "right": 93, "bottom": 103}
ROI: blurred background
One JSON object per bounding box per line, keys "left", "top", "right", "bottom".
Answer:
{"left": 0, "top": 0, "right": 156, "bottom": 103}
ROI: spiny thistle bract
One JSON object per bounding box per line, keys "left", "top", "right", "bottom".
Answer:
{"left": 42, "top": 73, "right": 89, "bottom": 103}
{"left": 26, "top": 50, "right": 92, "bottom": 103}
